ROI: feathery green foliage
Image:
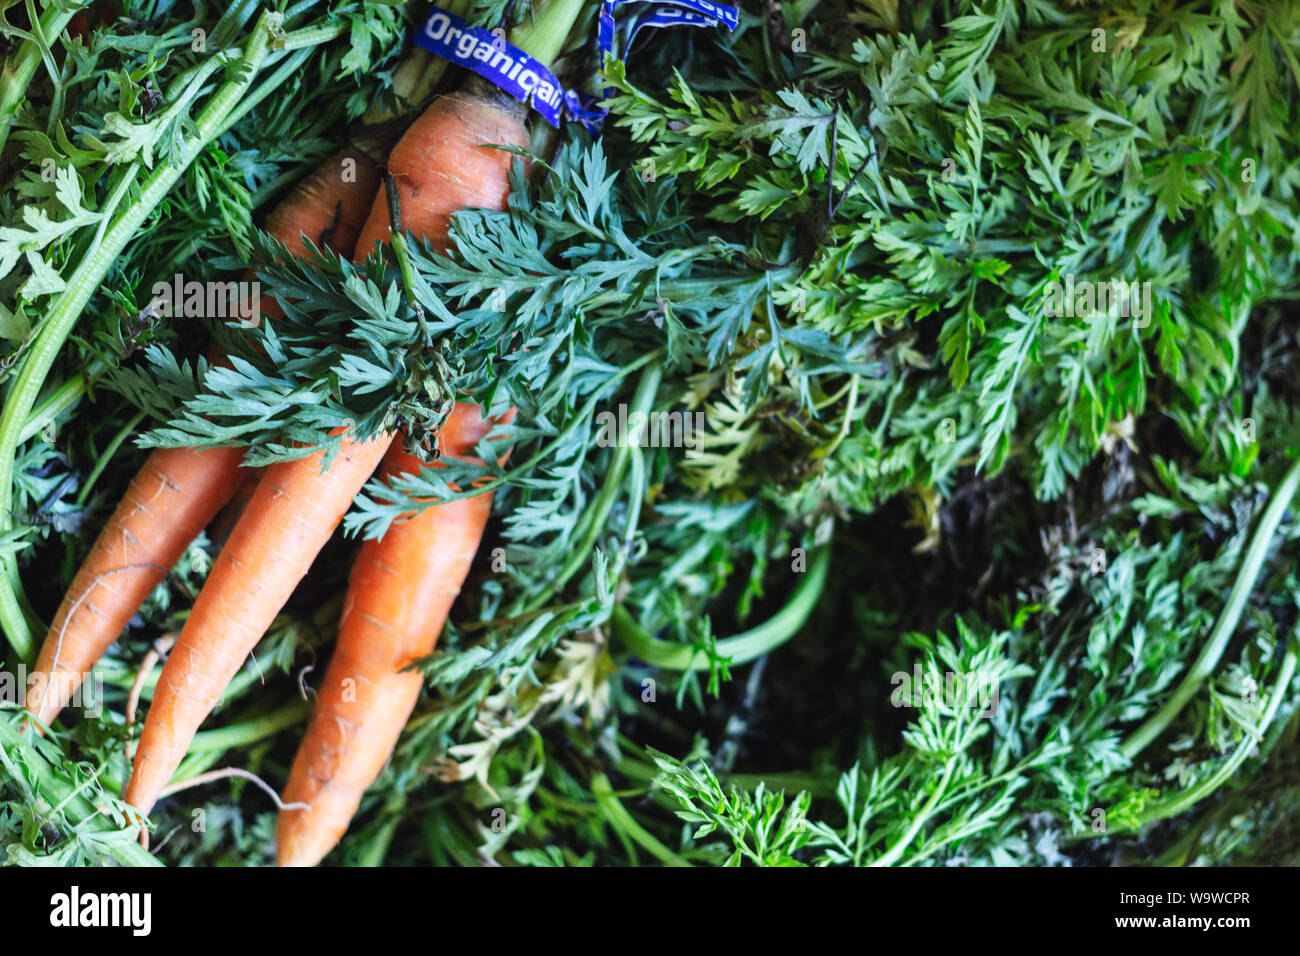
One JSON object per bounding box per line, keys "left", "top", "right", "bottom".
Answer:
{"left": 3, "top": 0, "right": 1300, "bottom": 867}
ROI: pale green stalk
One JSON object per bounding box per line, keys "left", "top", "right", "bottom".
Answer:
{"left": 1122, "top": 456, "right": 1300, "bottom": 759}
{"left": 611, "top": 548, "right": 831, "bottom": 670}
{"left": 0, "top": 13, "right": 286, "bottom": 661}
{"left": 0, "top": 3, "right": 80, "bottom": 156}
{"left": 509, "top": 0, "right": 590, "bottom": 70}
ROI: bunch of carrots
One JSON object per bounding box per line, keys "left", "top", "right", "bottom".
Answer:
{"left": 23, "top": 0, "right": 587, "bottom": 866}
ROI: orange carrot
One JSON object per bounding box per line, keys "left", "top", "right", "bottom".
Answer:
{"left": 25, "top": 446, "right": 245, "bottom": 726}
{"left": 274, "top": 79, "right": 529, "bottom": 866}
{"left": 125, "top": 432, "right": 393, "bottom": 812}
{"left": 352, "top": 80, "right": 529, "bottom": 258}
{"left": 266, "top": 148, "right": 382, "bottom": 260}
{"left": 24, "top": 149, "right": 379, "bottom": 728}
{"left": 124, "top": 79, "right": 529, "bottom": 819}
{"left": 276, "top": 405, "right": 505, "bottom": 867}
{"left": 272, "top": 78, "right": 529, "bottom": 865}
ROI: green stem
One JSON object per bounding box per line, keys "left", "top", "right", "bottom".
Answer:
{"left": 1121, "top": 456, "right": 1300, "bottom": 760}
{"left": 75, "top": 412, "right": 144, "bottom": 507}
{"left": 816, "top": 374, "right": 859, "bottom": 460}
{"left": 508, "top": 0, "right": 590, "bottom": 71}
{"left": 171, "top": 748, "right": 222, "bottom": 787}
{"left": 546, "top": 362, "right": 662, "bottom": 600}
{"left": 210, "top": 0, "right": 262, "bottom": 49}
{"left": 388, "top": 233, "right": 422, "bottom": 311}
{"left": 358, "top": 0, "right": 474, "bottom": 129}
{"left": 0, "top": 13, "right": 288, "bottom": 661}
{"left": 591, "top": 772, "right": 692, "bottom": 866}
{"left": 0, "top": 5, "right": 78, "bottom": 158}
{"left": 610, "top": 547, "right": 831, "bottom": 670}
{"left": 1122, "top": 638, "right": 1298, "bottom": 832}
{"left": 1151, "top": 803, "right": 1223, "bottom": 867}
{"left": 213, "top": 46, "right": 314, "bottom": 138}
{"left": 870, "top": 757, "right": 956, "bottom": 867}
{"left": 18, "top": 361, "right": 101, "bottom": 443}
{"left": 383, "top": 175, "right": 429, "bottom": 337}
{"left": 189, "top": 699, "right": 311, "bottom": 752}
{"left": 277, "top": 23, "right": 347, "bottom": 52}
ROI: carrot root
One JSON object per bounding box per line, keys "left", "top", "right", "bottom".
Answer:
{"left": 26, "top": 143, "right": 381, "bottom": 731}
{"left": 125, "top": 434, "right": 393, "bottom": 816}
{"left": 352, "top": 87, "right": 528, "bottom": 260}
{"left": 274, "top": 83, "right": 528, "bottom": 864}
{"left": 276, "top": 406, "right": 498, "bottom": 867}
{"left": 266, "top": 147, "right": 383, "bottom": 259}
{"left": 25, "top": 445, "right": 246, "bottom": 726}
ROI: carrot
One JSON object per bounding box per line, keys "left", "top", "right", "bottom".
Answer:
{"left": 123, "top": 76, "right": 531, "bottom": 819}
{"left": 265, "top": 147, "right": 382, "bottom": 261}
{"left": 23, "top": 149, "right": 380, "bottom": 727}
{"left": 25, "top": 445, "right": 245, "bottom": 726}
{"left": 273, "top": 77, "right": 532, "bottom": 865}
{"left": 351, "top": 79, "right": 530, "bottom": 258}
{"left": 125, "top": 432, "right": 393, "bottom": 811}
{"left": 276, "top": 405, "right": 505, "bottom": 866}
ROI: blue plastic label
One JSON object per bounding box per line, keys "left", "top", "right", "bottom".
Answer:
{"left": 599, "top": 0, "right": 740, "bottom": 64}
{"left": 415, "top": 10, "right": 573, "bottom": 128}
{"left": 413, "top": 1, "right": 738, "bottom": 132}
